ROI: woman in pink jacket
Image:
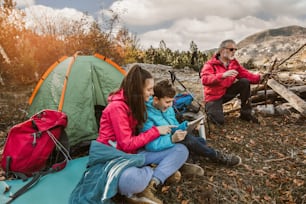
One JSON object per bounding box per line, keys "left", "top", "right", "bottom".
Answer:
{"left": 96, "top": 65, "right": 188, "bottom": 203}
{"left": 201, "top": 39, "right": 263, "bottom": 125}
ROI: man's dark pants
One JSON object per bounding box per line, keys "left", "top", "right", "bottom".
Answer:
{"left": 205, "top": 78, "right": 251, "bottom": 125}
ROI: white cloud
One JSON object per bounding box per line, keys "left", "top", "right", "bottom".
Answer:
{"left": 109, "top": 0, "right": 306, "bottom": 25}
{"left": 108, "top": 0, "right": 262, "bottom": 26}
{"left": 19, "top": 0, "right": 306, "bottom": 51}
{"left": 107, "top": 0, "right": 306, "bottom": 50}
{"left": 139, "top": 14, "right": 306, "bottom": 51}
{"left": 257, "top": 0, "right": 306, "bottom": 17}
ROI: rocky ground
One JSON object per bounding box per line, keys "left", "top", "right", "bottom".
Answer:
{"left": 0, "top": 67, "right": 305, "bottom": 204}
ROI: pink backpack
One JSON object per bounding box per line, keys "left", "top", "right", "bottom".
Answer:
{"left": 1, "top": 109, "right": 71, "bottom": 178}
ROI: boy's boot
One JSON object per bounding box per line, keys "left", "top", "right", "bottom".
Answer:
{"left": 212, "top": 150, "right": 242, "bottom": 166}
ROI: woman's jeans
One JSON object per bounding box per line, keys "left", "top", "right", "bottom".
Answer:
{"left": 180, "top": 134, "right": 216, "bottom": 159}
{"left": 118, "top": 143, "right": 188, "bottom": 197}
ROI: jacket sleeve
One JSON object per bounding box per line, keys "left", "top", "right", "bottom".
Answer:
{"left": 146, "top": 120, "right": 187, "bottom": 152}
{"left": 177, "top": 121, "right": 188, "bottom": 131}
{"left": 145, "top": 134, "right": 174, "bottom": 152}
{"left": 200, "top": 63, "right": 224, "bottom": 86}
{"left": 166, "top": 107, "right": 187, "bottom": 131}
{"left": 142, "top": 118, "right": 155, "bottom": 132}
{"left": 108, "top": 103, "right": 160, "bottom": 153}
{"left": 233, "top": 60, "right": 261, "bottom": 84}
{"left": 201, "top": 62, "right": 237, "bottom": 88}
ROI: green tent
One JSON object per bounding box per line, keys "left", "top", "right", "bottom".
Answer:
{"left": 27, "top": 53, "right": 126, "bottom": 147}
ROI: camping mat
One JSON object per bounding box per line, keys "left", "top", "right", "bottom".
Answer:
{"left": 0, "top": 156, "right": 88, "bottom": 204}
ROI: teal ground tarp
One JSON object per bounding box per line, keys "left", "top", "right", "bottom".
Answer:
{"left": 0, "top": 156, "right": 88, "bottom": 204}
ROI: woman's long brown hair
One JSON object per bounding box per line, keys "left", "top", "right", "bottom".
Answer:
{"left": 120, "top": 64, "right": 153, "bottom": 128}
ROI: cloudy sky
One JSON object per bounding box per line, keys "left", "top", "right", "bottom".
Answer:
{"left": 16, "top": 0, "right": 306, "bottom": 51}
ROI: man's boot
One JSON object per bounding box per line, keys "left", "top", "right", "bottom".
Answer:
{"left": 240, "top": 99, "right": 259, "bottom": 123}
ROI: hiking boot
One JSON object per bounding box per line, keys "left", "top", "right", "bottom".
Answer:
{"left": 165, "top": 171, "right": 181, "bottom": 185}
{"left": 126, "top": 179, "right": 163, "bottom": 204}
{"left": 240, "top": 113, "right": 259, "bottom": 123}
{"left": 180, "top": 162, "right": 204, "bottom": 176}
{"left": 212, "top": 151, "right": 242, "bottom": 167}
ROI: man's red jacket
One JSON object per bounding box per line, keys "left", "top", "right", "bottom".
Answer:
{"left": 200, "top": 55, "right": 260, "bottom": 102}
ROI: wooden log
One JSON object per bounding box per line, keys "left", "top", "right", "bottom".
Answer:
{"left": 251, "top": 84, "right": 266, "bottom": 95}
{"left": 267, "top": 78, "right": 306, "bottom": 116}
{"left": 251, "top": 85, "right": 306, "bottom": 102}
{"left": 251, "top": 72, "right": 306, "bottom": 95}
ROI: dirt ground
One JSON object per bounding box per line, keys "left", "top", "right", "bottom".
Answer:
{"left": 0, "top": 70, "right": 305, "bottom": 204}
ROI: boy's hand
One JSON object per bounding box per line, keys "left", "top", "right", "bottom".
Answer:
{"left": 187, "top": 115, "right": 205, "bottom": 131}
{"left": 171, "top": 130, "right": 187, "bottom": 143}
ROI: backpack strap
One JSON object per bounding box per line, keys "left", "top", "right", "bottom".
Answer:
{"left": 46, "top": 129, "right": 71, "bottom": 171}
{"left": 5, "top": 171, "right": 49, "bottom": 204}
{"left": 5, "top": 157, "right": 11, "bottom": 178}
{"left": 5, "top": 157, "right": 28, "bottom": 181}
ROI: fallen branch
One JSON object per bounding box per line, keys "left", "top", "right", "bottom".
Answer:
{"left": 202, "top": 180, "right": 219, "bottom": 188}
{"left": 264, "top": 156, "right": 291, "bottom": 163}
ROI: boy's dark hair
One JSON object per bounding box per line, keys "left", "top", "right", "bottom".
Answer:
{"left": 154, "top": 79, "right": 176, "bottom": 99}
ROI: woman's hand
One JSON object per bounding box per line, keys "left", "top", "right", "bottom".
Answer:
{"left": 156, "top": 125, "right": 176, "bottom": 135}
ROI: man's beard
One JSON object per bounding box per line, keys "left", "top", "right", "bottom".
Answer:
{"left": 228, "top": 55, "right": 235, "bottom": 60}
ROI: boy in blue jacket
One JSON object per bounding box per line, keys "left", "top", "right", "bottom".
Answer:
{"left": 143, "top": 79, "right": 241, "bottom": 167}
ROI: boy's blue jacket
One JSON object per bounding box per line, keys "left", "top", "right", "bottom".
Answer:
{"left": 143, "top": 97, "right": 188, "bottom": 151}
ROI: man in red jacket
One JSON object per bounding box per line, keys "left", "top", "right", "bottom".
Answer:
{"left": 200, "top": 39, "right": 264, "bottom": 125}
